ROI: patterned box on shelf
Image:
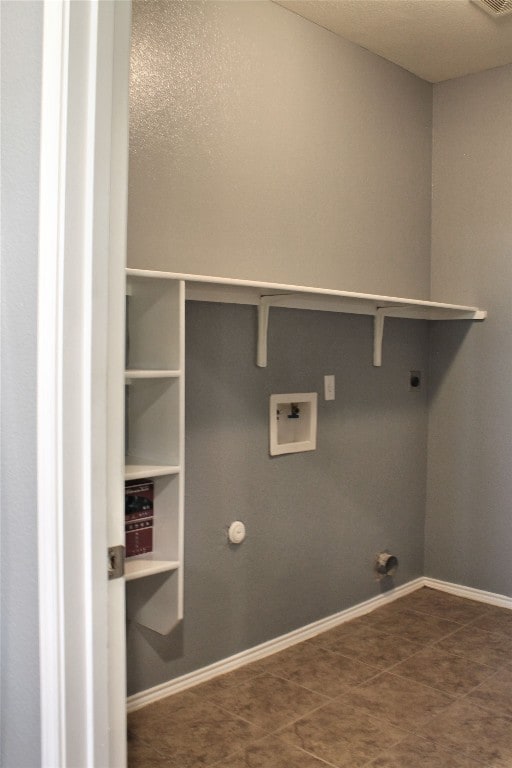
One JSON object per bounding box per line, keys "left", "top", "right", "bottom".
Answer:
{"left": 125, "top": 479, "right": 154, "bottom": 557}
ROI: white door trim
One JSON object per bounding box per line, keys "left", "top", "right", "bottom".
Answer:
{"left": 37, "top": 7, "right": 68, "bottom": 763}
{"left": 37, "top": 2, "right": 130, "bottom": 765}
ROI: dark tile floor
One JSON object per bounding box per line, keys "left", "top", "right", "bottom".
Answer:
{"left": 128, "top": 588, "right": 512, "bottom": 767}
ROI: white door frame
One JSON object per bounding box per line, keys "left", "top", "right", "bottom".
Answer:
{"left": 37, "top": 1, "right": 131, "bottom": 765}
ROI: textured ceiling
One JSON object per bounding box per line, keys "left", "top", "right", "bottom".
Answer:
{"left": 274, "top": 0, "right": 512, "bottom": 82}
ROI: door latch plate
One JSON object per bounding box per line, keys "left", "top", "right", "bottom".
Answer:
{"left": 108, "top": 545, "right": 125, "bottom": 580}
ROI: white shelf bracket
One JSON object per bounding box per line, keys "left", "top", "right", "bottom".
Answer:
{"left": 257, "top": 297, "right": 271, "bottom": 367}
{"left": 257, "top": 293, "right": 298, "bottom": 367}
{"left": 373, "top": 308, "right": 387, "bottom": 367}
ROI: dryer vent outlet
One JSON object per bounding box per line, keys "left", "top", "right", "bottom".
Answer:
{"left": 375, "top": 551, "right": 399, "bottom": 579}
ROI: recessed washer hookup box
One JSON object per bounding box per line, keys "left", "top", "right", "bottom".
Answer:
{"left": 269, "top": 393, "right": 317, "bottom": 456}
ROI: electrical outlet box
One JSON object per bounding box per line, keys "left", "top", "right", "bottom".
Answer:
{"left": 269, "top": 393, "right": 317, "bottom": 456}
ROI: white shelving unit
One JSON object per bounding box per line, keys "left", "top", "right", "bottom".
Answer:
{"left": 127, "top": 268, "right": 487, "bottom": 367}
{"left": 124, "top": 275, "right": 184, "bottom": 635}
{"left": 122, "top": 268, "right": 486, "bottom": 635}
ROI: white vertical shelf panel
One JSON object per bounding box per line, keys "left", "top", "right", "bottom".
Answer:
{"left": 177, "top": 280, "right": 185, "bottom": 621}
{"left": 125, "top": 279, "right": 185, "bottom": 635}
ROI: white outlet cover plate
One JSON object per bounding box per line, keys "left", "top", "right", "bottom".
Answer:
{"left": 324, "top": 375, "right": 335, "bottom": 401}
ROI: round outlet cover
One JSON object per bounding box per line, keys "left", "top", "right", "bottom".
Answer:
{"left": 228, "top": 521, "right": 246, "bottom": 544}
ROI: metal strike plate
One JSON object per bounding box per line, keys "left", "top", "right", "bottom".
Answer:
{"left": 108, "top": 545, "right": 125, "bottom": 580}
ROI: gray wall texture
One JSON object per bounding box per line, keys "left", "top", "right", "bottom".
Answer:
{"left": 426, "top": 64, "right": 512, "bottom": 596}
{"left": 127, "top": 302, "right": 429, "bottom": 695}
{"left": 1, "top": 1, "right": 42, "bottom": 765}
{"left": 126, "top": 1, "right": 512, "bottom": 697}
{"left": 128, "top": 0, "right": 432, "bottom": 299}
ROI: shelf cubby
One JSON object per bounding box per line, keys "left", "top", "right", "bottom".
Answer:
{"left": 125, "top": 474, "right": 182, "bottom": 581}
{"left": 125, "top": 475, "right": 183, "bottom": 633}
{"left": 125, "top": 377, "right": 180, "bottom": 468}
{"left": 126, "top": 275, "right": 182, "bottom": 371}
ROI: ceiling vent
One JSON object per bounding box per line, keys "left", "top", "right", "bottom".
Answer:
{"left": 471, "top": 0, "right": 512, "bottom": 16}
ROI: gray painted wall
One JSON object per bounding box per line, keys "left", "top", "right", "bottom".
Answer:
{"left": 2, "top": 0, "right": 505, "bottom": 747}
{"left": 0, "top": 1, "right": 43, "bottom": 765}
{"left": 426, "top": 64, "right": 512, "bottom": 596}
{"left": 128, "top": 0, "right": 432, "bottom": 299}
{"left": 127, "top": 302, "right": 428, "bottom": 694}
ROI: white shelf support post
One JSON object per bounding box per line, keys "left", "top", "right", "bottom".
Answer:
{"left": 257, "top": 297, "right": 271, "bottom": 367}
{"left": 373, "top": 308, "right": 387, "bottom": 367}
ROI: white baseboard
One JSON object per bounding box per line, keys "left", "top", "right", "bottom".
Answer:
{"left": 422, "top": 577, "right": 512, "bottom": 609}
{"left": 127, "top": 576, "right": 511, "bottom": 713}
{"left": 127, "top": 577, "right": 423, "bottom": 712}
